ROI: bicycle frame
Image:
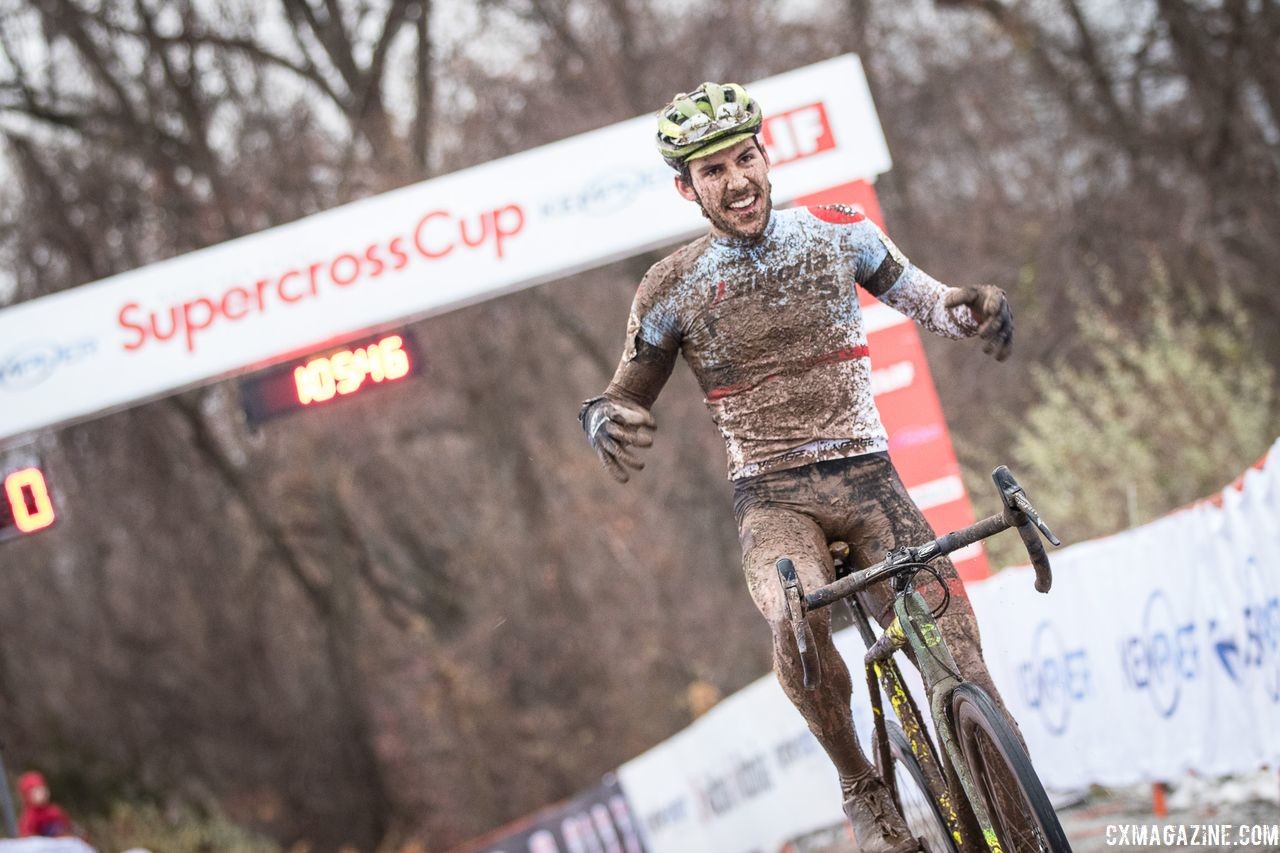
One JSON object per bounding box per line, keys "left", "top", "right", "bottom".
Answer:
{"left": 889, "top": 583, "right": 1007, "bottom": 852}
{"left": 846, "top": 592, "right": 968, "bottom": 849}
{"left": 778, "top": 466, "right": 1064, "bottom": 852}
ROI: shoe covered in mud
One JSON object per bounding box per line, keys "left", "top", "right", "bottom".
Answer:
{"left": 843, "top": 773, "right": 920, "bottom": 853}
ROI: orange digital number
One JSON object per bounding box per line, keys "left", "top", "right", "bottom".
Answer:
{"left": 379, "top": 335, "right": 410, "bottom": 380}
{"left": 295, "top": 357, "right": 337, "bottom": 405}
{"left": 4, "top": 467, "right": 56, "bottom": 533}
{"left": 292, "top": 336, "right": 411, "bottom": 407}
{"left": 333, "top": 349, "right": 368, "bottom": 395}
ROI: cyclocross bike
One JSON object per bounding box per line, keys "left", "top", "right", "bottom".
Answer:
{"left": 775, "top": 466, "right": 1072, "bottom": 853}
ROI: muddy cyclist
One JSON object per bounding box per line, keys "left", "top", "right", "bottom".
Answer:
{"left": 579, "top": 81, "right": 1017, "bottom": 853}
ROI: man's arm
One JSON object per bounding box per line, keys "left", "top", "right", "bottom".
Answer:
{"left": 579, "top": 282, "right": 681, "bottom": 483}
{"left": 849, "top": 214, "right": 1013, "bottom": 360}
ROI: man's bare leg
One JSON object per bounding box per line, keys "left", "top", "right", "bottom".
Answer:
{"left": 740, "top": 507, "right": 870, "bottom": 785}
{"left": 738, "top": 505, "right": 918, "bottom": 853}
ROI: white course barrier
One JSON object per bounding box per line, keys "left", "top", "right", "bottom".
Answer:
{"left": 617, "top": 440, "right": 1280, "bottom": 851}
{"left": 969, "top": 439, "right": 1280, "bottom": 789}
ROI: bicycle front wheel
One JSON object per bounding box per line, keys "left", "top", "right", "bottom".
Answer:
{"left": 887, "top": 721, "right": 959, "bottom": 853}
{"left": 949, "top": 683, "right": 1072, "bottom": 853}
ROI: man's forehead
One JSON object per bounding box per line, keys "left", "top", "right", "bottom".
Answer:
{"left": 692, "top": 137, "right": 761, "bottom": 170}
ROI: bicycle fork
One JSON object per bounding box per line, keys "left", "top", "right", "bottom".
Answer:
{"left": 892, "top": 592, "right": 1008, "bottom": 853}
{"left": 849, "top": 596, "right": 968, "bottom": 850}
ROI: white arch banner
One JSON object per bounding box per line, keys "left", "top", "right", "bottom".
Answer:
{"left": 0, "top": 54, "right": 889, "bottom": 445}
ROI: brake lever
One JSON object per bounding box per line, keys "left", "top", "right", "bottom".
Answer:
{"left": 992, "top": 465, "right": 1062, "bottom": 593}
{"left": 992, "top": 466, "right": 1061, "bottom": 545}
{"left": 776, "top": 558, "right": 822, "bottom": 690}
{"left": 1012, "top": 492, "right": 1062, "bottom": 546}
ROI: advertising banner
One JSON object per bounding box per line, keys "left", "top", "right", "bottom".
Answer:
{"left": 967, "top": 438, "right": 1280, "bottom": 789}
{"left": 0, "top": 55, "right": 889, "bottom": 445}
{"left": 450, "top": 775, "right": 646, "bottom": 853}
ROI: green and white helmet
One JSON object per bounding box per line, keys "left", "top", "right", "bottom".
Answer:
{"left": 655, "top": 82, "right": 763, "bottom": 171}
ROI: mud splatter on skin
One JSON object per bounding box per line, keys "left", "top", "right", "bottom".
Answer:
{"left": 734, "top": 453, "right": 1021, "bottom": 796}
{"left": 602, "top": 206, "right": 979, "bottom": 480}
{"left": 690, "top": 168, "right": 774, "bottom": 241}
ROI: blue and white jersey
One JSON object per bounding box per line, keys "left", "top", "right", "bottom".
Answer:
{"left": 605, "top": 205, "right": 978, "bottom": 480}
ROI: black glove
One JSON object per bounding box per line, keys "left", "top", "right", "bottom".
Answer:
{"left": 945, "top": 285, "right": 1013, "bottom": 361}
{"left": 578, "top": 396, "right": 656, "bottom": 483}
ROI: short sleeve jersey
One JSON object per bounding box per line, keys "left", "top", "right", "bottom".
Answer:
{"left": 606, "top": 205, "right": 977, "bottom": 480}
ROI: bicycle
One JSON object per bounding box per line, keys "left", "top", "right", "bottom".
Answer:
{"left": 774, "top": 466, "right": 1071, "bottom": 853}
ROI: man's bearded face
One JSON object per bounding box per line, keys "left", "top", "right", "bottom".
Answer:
{"left": 681, "top": 138, "right": 773, "bottom": 241}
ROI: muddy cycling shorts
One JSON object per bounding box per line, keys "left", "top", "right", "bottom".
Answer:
{"left": 732, "top": 452, "right": 1000, "bottom": 702}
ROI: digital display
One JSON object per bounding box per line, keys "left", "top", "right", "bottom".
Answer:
{"left": 239, "top": 331, "right": 421, "bottom": 426}
{"left": 1, "top": 464, "right": 57, "bottom": 542}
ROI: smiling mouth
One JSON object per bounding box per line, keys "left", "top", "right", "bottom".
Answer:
{"left": 726, "top": 193, "right": 759, "bottom": 215}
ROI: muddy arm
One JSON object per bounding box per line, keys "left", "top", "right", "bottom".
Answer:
{"left": 848, "top": 218, "right": 980, "bottom": 340}
{"left": 602, "top": 336, "right": 678, "bottom": 411}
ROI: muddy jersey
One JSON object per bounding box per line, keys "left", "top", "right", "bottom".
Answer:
{"left": 603, "top": 205, "right": 979, "bottom": 480}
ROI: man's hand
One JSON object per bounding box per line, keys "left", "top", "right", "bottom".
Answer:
{"left": 578, "top": 396, "right": 656, "bottom": 483}
{"left": 945, "top": 285, "right": 1013, "bottom": 361}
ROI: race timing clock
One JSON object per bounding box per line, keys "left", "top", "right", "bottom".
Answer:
{"left": 239, "top": 330, "right": 421, "bottom": 427}
{"left": 1, "top": 454, "right": 57, "bottom": 542}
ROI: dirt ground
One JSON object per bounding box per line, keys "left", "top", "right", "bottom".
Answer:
{"left": 780, "top": 771, "right": 1280, "bottom": 853}
{"left": 1059, "top": 770, "right": 1280, "bottom": 853}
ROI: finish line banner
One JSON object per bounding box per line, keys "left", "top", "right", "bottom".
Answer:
{"left": 967, "top": 438, "right": 1280, "bottom": 789}
{"left": 0, "top": 54, "right": 889, "bottom": 444}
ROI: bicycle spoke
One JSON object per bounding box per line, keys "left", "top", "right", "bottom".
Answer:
{"left": 894, "top": 760, "right": 954, "bottom": 852}
{"left": 951, "top": 684, "right": 1070, "bottom": 853}
{"left": 971, "top": 729, "right": 1049, "bottom": 853}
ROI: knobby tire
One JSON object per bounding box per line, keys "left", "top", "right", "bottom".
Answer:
{"left": 949, "top": 683, "right": 1072, "bottom": 853}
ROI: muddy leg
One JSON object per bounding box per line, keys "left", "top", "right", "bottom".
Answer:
{"left": 739, "top": 506, "right": 875, "bottom": 796}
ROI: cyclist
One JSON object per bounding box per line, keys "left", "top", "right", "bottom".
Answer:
{"left": 579, "top": 82, "right": 1015, "bottom": 853}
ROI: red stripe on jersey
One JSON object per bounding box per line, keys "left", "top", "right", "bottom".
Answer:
{"left": 707, "top": 344, "right": 870, "bottom": 401}
{"left": 806, "top": 205, "right": 866, "bottom": 225}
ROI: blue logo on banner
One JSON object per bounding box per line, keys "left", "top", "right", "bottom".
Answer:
{"left": 0, "top": 339, "right": 97, "bottom": 391}
{"left": 541, "top": 168, "right": 667, "bottom": 218}
{"left": 1017, "top": 620, "right": 1090, "bottom": 736}
{"left": 1120, "top": 566, "right": 1280, "bottom": 713}
{"left": 1120, "top": 589, "right": 1198, "bottom": 718}
{"left": 1226, "top": 555, "right": 1280, "bottom": 701}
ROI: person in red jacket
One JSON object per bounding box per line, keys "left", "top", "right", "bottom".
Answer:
{"left": 17, "top": 771, "right": 73, "bottom": 838}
